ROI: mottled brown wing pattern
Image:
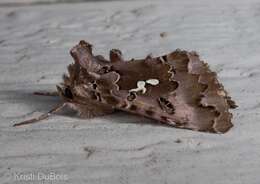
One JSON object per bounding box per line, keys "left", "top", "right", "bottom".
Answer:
{"left": 56, "top": 40, "right": 236, "bottom": 133}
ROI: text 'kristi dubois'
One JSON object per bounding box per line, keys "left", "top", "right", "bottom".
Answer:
{"left": 13, "top": 171, "right": 68, "bottom": 181}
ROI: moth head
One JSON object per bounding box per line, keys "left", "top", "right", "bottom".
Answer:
{"left": 56, "top": 85, "right": 73, "bottom": 100}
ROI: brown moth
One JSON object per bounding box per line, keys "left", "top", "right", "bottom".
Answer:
{"left": 14, "top": 40, "right": 237, "bottom": 133}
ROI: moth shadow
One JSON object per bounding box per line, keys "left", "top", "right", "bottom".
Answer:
{"left": 105, "top": 111, "right": 173, "bottom": 128}
{"left": 0, "top": 89, "right": 62, "bottom": 113}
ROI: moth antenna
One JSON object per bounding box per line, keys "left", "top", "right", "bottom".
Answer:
{"left": 13, "top": 103, "right": 66, "bottom": 127}
{"left": 33, "top": 91, "right": 59, "bottom": 96}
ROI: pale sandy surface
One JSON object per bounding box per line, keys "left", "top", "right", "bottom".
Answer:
{"left": 0, "top": 0, "right": 260, "bottom": 183}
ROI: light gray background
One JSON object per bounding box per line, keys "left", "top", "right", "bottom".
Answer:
{"left": 0, "top": 0, "right": 259, "bottom": 183}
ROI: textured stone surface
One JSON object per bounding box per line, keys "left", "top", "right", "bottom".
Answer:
{"left": 0, "top": 0, "right": 260, "bottom": 183}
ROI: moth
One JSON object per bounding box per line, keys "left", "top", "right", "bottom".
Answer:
{"left": 14, "top": 40, "right": 237, "bottom": 133}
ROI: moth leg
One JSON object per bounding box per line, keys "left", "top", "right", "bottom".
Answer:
{"left": 33, "top": 91, "right": 59, "bottom": 96}
{"left": 13, "top": 103, "right": 66, "bottom": 127}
